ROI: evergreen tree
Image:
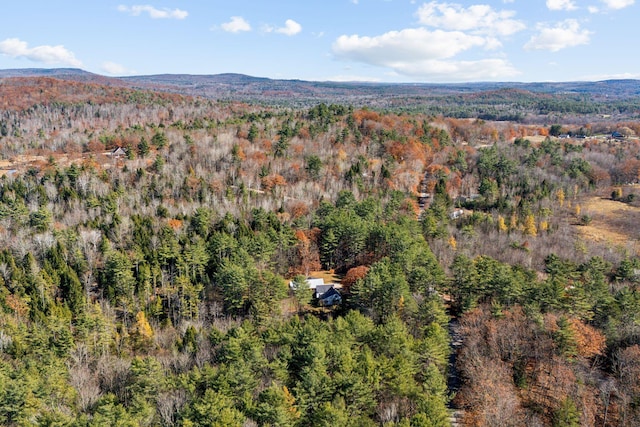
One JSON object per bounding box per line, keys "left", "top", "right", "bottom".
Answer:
{"left": 137, "top": 137, "right": 150, "bottom": 157}
{"left": 553, "top": 397, "right": 580, "bottom": 427}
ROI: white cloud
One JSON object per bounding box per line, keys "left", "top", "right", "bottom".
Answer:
{"left": 546, "top": 0, "right": 578, "bottom": 10}
{"left": 221, "top": 16, "right": 251, "bottom": 33}
{"left": 524, "top": 19, "right": 591, "bottom": 52}
{"left": 416, "top": 2, "right": 525, "bottom": 36}
{"left": 276, "top": 19, "right": 302, "bottom": 36}
{"left": 600, "top": 0, "right": 634, "bottom": 9}
{"left": 0, "top": 38, "right": 82, "bottom": 67}
{"left": 117, "top": 5, "right": 188, "bottom": 19}
{"left": 333, "top": 28, "right": 487, "bottom": 63}
{"left": 588, "top": 6, "right": 600, "bottom": 12}
{"left": 332, "top": 28, "right": 518, "bottom": 80}
{"left": 264, "top": 19, "right": 302, "bottom": 36}
{"left": 101, "top": 61, "right": 136, "bottom": 75}
{"left": 331, "top": 2, "right": 531, "bottom": 81}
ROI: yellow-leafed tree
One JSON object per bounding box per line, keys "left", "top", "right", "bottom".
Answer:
{"left": 497, "top": 215, "right": 508, "bottom": 233}
{"left": 556, "top": 188, "right": 565, "bottom": 207}
{"left": 523, "top": 214, "right": 537, "bottom": 236}
{"left": 131, "top": 310, "right": 154, "bottom": 351}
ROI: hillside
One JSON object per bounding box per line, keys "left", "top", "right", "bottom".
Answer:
{"left": 0, "top": 73, "right": 639, "bottom": 425}
{"left": 5, "top": 67, "right": 640, "bottom": 98}
{"left": 3, "top": 68, "right": 640, "bottom": 121}
{"left": 0, "top": 76, "right": 192, "bottom": 111}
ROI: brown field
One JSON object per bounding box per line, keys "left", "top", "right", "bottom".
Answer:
{"left": 0, "top": 151, "right": 146, "bottom": 177}
{"left": 526, "top": 135, "right": 550, "bottom": 144}
{"left": 577, "top": 191, "right": 640, "bottom": 253}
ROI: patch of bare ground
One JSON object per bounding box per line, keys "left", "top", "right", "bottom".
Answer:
{"left": 280, "top": 297, "right": 299, "bottom": 316}
{"left": 0, "top": 150, "right": 151, "bottom": 176}
{"left": 577, "top": 191, "right": 640, "bottom": 254}
{"left": 525, "top": 135, "right": 550, "bottom": 144}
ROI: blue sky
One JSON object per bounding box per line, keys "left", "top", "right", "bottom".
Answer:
{"left": 0, "top": 0, "right": 637, "bottom": 82}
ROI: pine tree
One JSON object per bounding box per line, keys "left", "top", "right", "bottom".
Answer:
{"left": 151, "top": 131, "right": 167, "bottom": 148}
{"left": 553, "top": 397, "right": 580, "bottom": 427}
{"left": 137, "top": 137, "right": 150, "bottom": 157}
{"left": 248, "top": 123, "right": 259, "bottom": 143}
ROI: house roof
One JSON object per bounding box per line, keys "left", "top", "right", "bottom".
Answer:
{"left": 307, "top": 278, "right": 325, "bottom": 290}
{"left": 111, "top": 147, "right": 127, "bottom": 156}
{"left": 315, "top": 284, "right": 336, "bottom": 298}
{"left": 319, "top": 287, "right": 342, "bottom": 306}
{"left": 320, "top": 287, "right": 341, "bottom": 299}
{"left": 289, "top": 277, "right": 325, "bottom": 290}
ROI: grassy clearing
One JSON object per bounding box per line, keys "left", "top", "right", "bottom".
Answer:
{"left": 577, "top": 193, "right": 640, "bottom": 253}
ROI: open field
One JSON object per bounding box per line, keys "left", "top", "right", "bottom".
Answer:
{"left": 577, "top": 190, "right": 640, "bottom": 254}
{"left": 0, "top": 152, "right": 146, "bottom": 177}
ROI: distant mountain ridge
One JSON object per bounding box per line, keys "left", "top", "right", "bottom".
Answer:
{"left": 2, "top": 68, "right": 640, "bottom": 122}
{"left": 2, "top": 68, "right": 639, "bottom": 101}
{"left": 0, "top": 68, "right": 95, "bottom": 77}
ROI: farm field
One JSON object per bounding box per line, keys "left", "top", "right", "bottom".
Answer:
{"left": 579, "top": 191, "right": 640, "bottom": 253}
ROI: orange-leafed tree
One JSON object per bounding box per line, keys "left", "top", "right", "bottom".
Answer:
{"left": 568, "top": 318, "right": 606, "bottom": 359}
{"left": 261, "top": 174, "right": 287, "bottom": 192}
{"left": 341, "top": 265, "right": 370, "bottom": 294}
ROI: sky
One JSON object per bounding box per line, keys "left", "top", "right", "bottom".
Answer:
{"left": 0, "top": 0, "right": 637, "bottom": 83}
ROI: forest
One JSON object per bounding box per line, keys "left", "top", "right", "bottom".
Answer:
{"left": 0, "top": 76, "right": 639, "bottom": 426}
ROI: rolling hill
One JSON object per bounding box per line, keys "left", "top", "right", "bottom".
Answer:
{"left": 2, "top": 68, "right": 640, "bottom": 121}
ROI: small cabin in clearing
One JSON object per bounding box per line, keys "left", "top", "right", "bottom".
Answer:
{"left": 110, "top": 147, "right": 127, "bottom": 158}
{"left": 289, "top": 277, "right": 342, "bottom": 306}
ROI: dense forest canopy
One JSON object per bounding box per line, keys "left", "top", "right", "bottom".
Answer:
{"left": 0, "top": 76, "right": 639, "bottom": 425}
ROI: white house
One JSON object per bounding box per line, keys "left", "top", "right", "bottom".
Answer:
{"left": 289, "top": 277, "right": 342, "bottom": 306}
